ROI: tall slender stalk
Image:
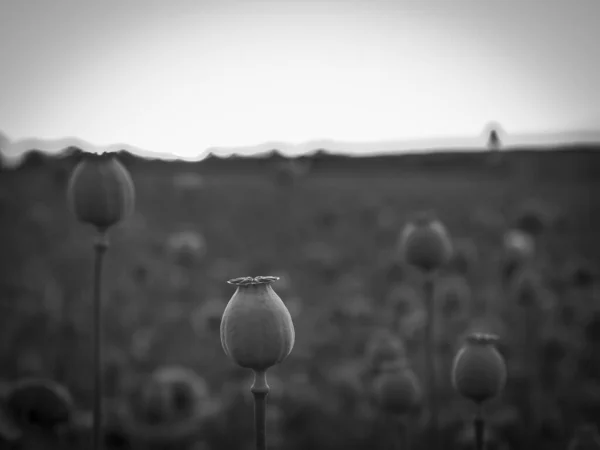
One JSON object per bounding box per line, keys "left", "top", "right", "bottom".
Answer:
{"left": 391, "top": 416, "right": 410, "bottom": 450}
{"left": 424, "top": 274, "right": 439, "bottom": 450}
{"left": 251, "top": 370, "right": 270, "bottom": 450}
{"left": 92, "top": 230, "right": 109, "bottom": 450}
{"left": 524, "top": 307, "right": 539, "bottom": 448}
{"left": 474, "top": 403, "right": 485, "bottom": 450}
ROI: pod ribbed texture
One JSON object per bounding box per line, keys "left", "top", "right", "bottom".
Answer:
{"left": 452, "top": 335, "right": 507, "bottom": 404}
{"left": 373, "top": 367, "right": 421, "bottom": 416}
{"left": 67, "top": 152, "right": 135, "bottom": 230}
{"left": 400, "top": 213, "right": 452, "bottom": 272}
{"left": 220, "top": 277, "right": 295, "bottom": 371}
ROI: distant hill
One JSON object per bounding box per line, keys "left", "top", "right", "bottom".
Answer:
{"left": 5, "top": 138, "right": 600, "bottom": 184}
{"left": 1, "top": 128, "right": 600, "bottom": 168}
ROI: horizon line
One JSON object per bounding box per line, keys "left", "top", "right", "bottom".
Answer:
{"left": 1, "top": 128, "right": 600, "bottom": 167}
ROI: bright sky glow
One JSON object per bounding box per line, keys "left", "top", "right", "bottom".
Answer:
{"left": 0, "top": 0, "right": 599, "bottom": 159}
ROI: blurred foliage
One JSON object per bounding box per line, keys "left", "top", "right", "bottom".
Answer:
{"left": 0, "top": 147, "right": 600, "bottom": 449}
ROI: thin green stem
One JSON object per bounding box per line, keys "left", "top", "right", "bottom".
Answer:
{"left": 92, "top": 231, "right": 109, "bottom": 450}
{"left": 474, "top": 404, "right": 485, "bottom": 450}
{"left": 424, "top": 274, "right": 439, "bottom": 450}
{"left": 251, "top": 370, "right": 270, "bottom": 450}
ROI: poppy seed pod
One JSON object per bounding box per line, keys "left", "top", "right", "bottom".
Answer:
{"left": 399, "top": 212, "right": 453, "bottom": 273}
{"left": 452, "top": 333, "right": 507, "bottom": 404}
{"left": 5, "top": 378, "right": 73, "bottom": 432}
{"left": 220, "top": 276, "right": 295, "bottom": 371}
{"left": 372, "top": 362, "right": 422, "bottom": 416}
{"left": 67, "top": 152, "right": 135, "bottom": 231}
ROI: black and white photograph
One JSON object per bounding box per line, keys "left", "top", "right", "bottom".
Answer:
{"left": 0, "top": 1, "right": 599, "bottom": 449}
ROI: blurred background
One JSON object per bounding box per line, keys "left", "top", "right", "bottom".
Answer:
{"left": 1, "top": 0, "right": 600, "bottom": 447}
{"left": 0, "top": 144, "right": 599, "bottom": 449}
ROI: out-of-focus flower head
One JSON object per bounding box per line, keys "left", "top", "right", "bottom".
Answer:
{"left": 371, "top": 360, "right": 422, "bottom": 417}
{"left": 436, "top": 275, "right": 471, "bottom": 321}
{"left": 67, "top": 152, "right": 135, "bottom": 232}
{"left": 166, "top": 229, "right": 207, "bottom": 267}
{"left": 447, "top": 237, "right": 479, "bottom": 276}
{"left": 512, "top": 200, "right": 553, "bottom": 237}
{"left": 502, "top": 229, "right": 535, "bottom": 285}
{"left": 564, "top": 259, "right": 598, "bottom": 290}
{"left": 385, "top": 284, "right": 421, "bottom": 320}
{"left": 362, "top": 329, "right": 407, "bottom": 380}
{"left": 4, "top": 378, "right": 74, "bottom": 434}
{"left": 124, "top": 366, "right": 211, "bottom": 446}
{"left": 503, "top": 229, "right": 535, "bottom": 256}
{"left": 452, "top": 333, "right": 507, "bottom": 405}
{"left": 510, "top": 268, "right": 553, "bottom": 311}
{"left": 399, "top": 211, "right": 453, "bottom": 273}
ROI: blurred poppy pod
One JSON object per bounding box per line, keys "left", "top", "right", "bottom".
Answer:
{"left": 448, "top": 238, "right": 479, "bottom": 276}
{"left": 372, "top": 362, "right": 422, "bottom": 416}
{"left": 513, "top": 201, "right": 551, "bottom": 237}
{"left": 452, "top": 333, "right": 507, "bottom": 404}
{"left": 385, "top": 284, "right": 420, "bottom": 319}
{"left": 437, "top": 275, "right": 471, "bottom": 320}
{"left": 364, "top": 329, "right": 407, "bottom": 378}
{"left": 67, "top": 152, "right": 135, "bottom": 231}
{"left": 124, "top": 366, "right": 210, "bottom": 445}
{"left": 167, "top": 229, "right": 206, "bottom": 267}
{"left": 565, "top": 259, "right": 597, "bottom": 289}
{"left": 220, "top": 276, "right": 295, "bottom": 371}
{"left": 399, "top": 212, "right": 453, "bottom": 273}
{"left": 510, "top": 269, "right": 548, "bottom": 310}
{"left": 503, "top": 229, "right": 535, "bottom": 261}
{"left": 151, "top": 366, "right": 209, "bottom": 420}
{"left": 5, "top": 378, "right": 74, "bottom": 432}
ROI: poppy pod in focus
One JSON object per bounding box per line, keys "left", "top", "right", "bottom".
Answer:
{"left": 452, "top": 333, "right": 507, "bottom": 404}
{"left": 372, "top": 361, "right": 422, "bottom": 416}
{"left": 399, "top": 212, "right": 453, "bottom": 273}
{"left": 220, "top": 276, "right": 295, "bottom": 371}
{"left": 67, "top": 152, "right": 135, "bottom": 231}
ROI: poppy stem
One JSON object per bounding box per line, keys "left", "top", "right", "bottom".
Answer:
{"left": 251, "top": 369, "right": 270, "bottom": 450}
{"left": 424, "top": 274, "right": 439, "bottom": 450}
{"left": 474, "top": 403, "right": 485, "bottom": 450}
{"left": 392, "top": 416, "right": 410, "bottom": 450}
{"left": 92, "top": 230, "right": 109, "bottom": 450}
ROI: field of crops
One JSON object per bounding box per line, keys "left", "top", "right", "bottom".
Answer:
{"left": 0, "top": 147, "right": 599, "bottom": 449}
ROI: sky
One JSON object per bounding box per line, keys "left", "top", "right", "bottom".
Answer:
{"left": 0, "top": 0, "right": 599, "bottom": 160}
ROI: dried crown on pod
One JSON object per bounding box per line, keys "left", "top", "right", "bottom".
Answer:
{"left": 399, "top": 211, "right": 453, "bottom": 273}
{"left": 220, "top": 276, "right": 295, "bottom": 371}
{"left": 67, "top": 152, "right": 135, "bottom": 231}
{"left": 452, "top": 333, "right": 507, "bottom": 404}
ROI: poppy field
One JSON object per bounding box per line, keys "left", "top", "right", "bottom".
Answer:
{"left": 0, "top": 146, "right": 599, "bottom": 449}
